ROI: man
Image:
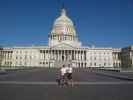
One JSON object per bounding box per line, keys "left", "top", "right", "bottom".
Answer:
{"left": 66, "top": 64, "right": 73, "bottom": 80}
{"left": 60, "top": 64, "right": 67, "bottom": 78}
{"left": 66, "top": 64, "right": 73, "bottom": 86}
{"left": 56, "top": 64, "right": 68, "bottom": 86}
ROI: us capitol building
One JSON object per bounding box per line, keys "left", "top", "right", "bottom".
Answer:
{"left": 0, "top": 9, "right": 133, "bottom": 69}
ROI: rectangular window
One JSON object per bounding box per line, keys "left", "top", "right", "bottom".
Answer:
{"left": 94, "top": 63, "right": 96, "bottom": 66}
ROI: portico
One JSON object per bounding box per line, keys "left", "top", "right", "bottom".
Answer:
{"left": 40, "top": 43, "right": 87, "bottom": 68}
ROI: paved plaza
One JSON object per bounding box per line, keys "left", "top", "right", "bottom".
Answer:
{"left": 0, "top": 68, "right": 133, "bottom": 100}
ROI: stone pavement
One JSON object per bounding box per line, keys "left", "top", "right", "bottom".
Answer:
{"left": 0, "top": 68, "right": 133, "bottom": 100}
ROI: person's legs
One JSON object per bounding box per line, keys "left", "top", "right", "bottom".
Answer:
{"left": 61, "top": 75, "right": 65, "bottom": 86}
{"left": 62, "top": 74, "right": 68, "bottom": 87}
{"left": 70, "top": 78, "right": 74, "bottom": 87}
{"left": 56, "top": 75, "right": 62, "bottom": 86}
{"left": 58, "top": 74, "right": 69, "bottom": 87}
{"left": 68, "top": 73, "right": 74, "bottom": 87}
{"left": 56, "top": 78, "right": 60, "bottom": 85}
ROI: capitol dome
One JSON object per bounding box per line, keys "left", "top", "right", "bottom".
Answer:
{"left": 51, "top": 9, "right": 76, "bottom": 36}
{"left": 48, "top": 8, "right": 81, "bottom": 47}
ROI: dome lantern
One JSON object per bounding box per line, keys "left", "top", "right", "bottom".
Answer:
{"left": 61, "top": 9, "right": 66, "bottom": 16}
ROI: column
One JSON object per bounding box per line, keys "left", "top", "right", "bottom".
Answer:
{"left": 77, "top": 50, "right": 79, "bottom": 61}
{"left": 74, "top": 50, "right": 75, "bottom": 60}
{"left": 64, "top": 50, "right": 65, "bottom": 61}
{"left": 58, "top": 50, "right": 60, "bottom": 61}
{"left": 52, "top": 50, "right": 54, "bottom": 60}
{"left": 44, "top": 50, "right": 46, "bottom": 60}
{"left": 81, "top": 50, "right": 83, "bottom": 61}
{"left": 80, "top": 50, "right": 82, "bottom": 61}
{"left": 63, "top": 50, "right": 65, "bottom": 61}
{"left": 53, "top": 50, "right": 55, "bottom": 60}
{"left": 79, "top": 50, "right": 81, "bottom": 60}
{"left": 65, "top": 50, "right": 67, "bottom": 61}
{"left": 56, "top": 50, "right": 58, "bottom": 61}
{"left": 70, "top": 50, "right": 72, "bottom": 60}
{"left": 57, "top": 50, "right": 58, "bottom": 61}
{"left": 84, "top": 50, "right": 86, "bottom": 61}
{"left": 59, "top": 50, "right": 61, "bottom": 60}
{"left": 48, "top": 50, "right": 50, "bottom": 60}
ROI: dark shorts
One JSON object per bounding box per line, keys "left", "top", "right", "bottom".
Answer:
{"left": 67, "top": 73, "right": 72, "bottom": 80}
{"left": 56, "top": 74, "right": 67, "bottom": 85}
{"left": 62, "top": 74, "right": 68, "bottom": 79}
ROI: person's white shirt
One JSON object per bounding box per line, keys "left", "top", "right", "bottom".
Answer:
{"left": 67, "top": 67, "right": 73, "bottom": 73}
{"left": 60, "top": 67, "right": 67, "bottom": 76}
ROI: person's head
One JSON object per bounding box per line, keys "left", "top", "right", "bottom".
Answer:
{"left": 62, "top": 64, "right": 65, "bottom": 68}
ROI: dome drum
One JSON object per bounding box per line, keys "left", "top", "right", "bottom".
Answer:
{"left": 49, "top": 33, "right": 77, "bottom": 41}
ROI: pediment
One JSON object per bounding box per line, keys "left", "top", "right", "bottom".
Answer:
{"left": 51, "top": 43, "right": 77, "bottom": 50}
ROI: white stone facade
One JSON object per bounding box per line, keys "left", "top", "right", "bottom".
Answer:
{"left": 0, "top": 46, "right": 114, "bottom": 68}
{"left": 112, "top": 48, "right": 121, "bottom": 68}
{"left": 11, "top": 47, "right": 40, "bottom": 67}
{"left": 86, "top": 48, "right": 113, "bottom": 67}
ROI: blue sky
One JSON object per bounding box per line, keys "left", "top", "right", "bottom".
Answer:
{"left": 0, "top": 0, "right": 133, "bottom": 48}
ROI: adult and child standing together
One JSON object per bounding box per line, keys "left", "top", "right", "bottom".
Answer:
{"left": 57, "top": 64, "right": 73, "bottom": 87}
